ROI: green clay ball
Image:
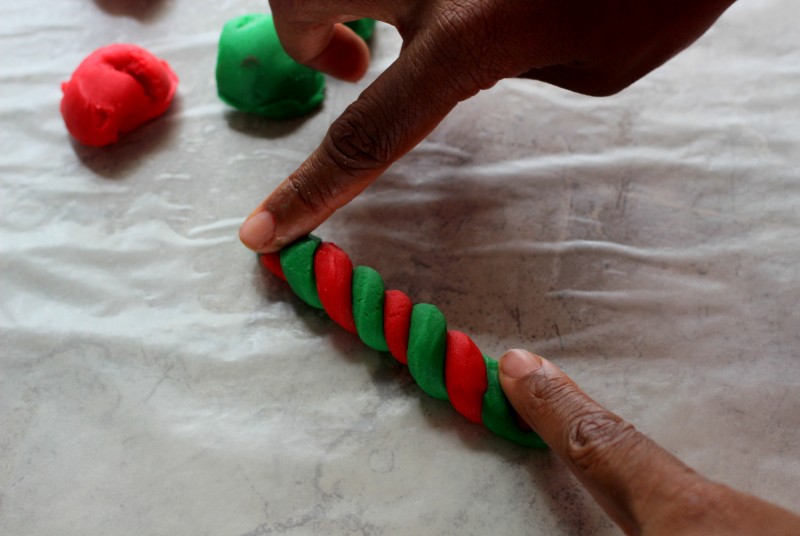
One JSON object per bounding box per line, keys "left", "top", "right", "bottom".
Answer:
{"left": 345, "top": 19, "right": 376, "bottom": 42}
{"left": 407, "top": 303, "right": 449, "bottom": 401}
{"left": 280, "top": 235, "right": 323, "bottom": 309}
{"left": 352, "top": 266, "right": 389, "bottom": 352}
{"left": 481, "top": 357, "right": 547, "bottom": 449}
{"left": 216, "top": 13, "right": 325, "bottom": 119}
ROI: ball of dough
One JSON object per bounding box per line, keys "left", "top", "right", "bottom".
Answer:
{"left": 216, "top": 14, "right": 325, "bottom": 119}
{"left": 60, "top": 44, "right": 178, "bottom": 147}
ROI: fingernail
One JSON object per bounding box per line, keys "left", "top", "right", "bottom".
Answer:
{"left": 239, "top": 211, "right": 275, "bottom": 251}
{"left": 500, "top": 349, "right": 543, "bottom": 380}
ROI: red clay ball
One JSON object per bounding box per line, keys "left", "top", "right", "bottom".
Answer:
{"left": 61, "top": 44, "right": 178, "bottom": 147}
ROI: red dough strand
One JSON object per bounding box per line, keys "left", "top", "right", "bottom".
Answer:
{"left": 383, "top": 290, "right": 413, "bottom": 364}
{"left": 259, "top": 252, "right": 286, "bottom": 281}
{"left": 314, "top": 242, "right": 357, "bottom": 334}
{"left": 445, "top": 330, "right": 488, "bottom": 424}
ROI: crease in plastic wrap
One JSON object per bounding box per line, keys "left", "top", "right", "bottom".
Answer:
{"left": 1, "top": 1, "right": 799, "bottom": 534}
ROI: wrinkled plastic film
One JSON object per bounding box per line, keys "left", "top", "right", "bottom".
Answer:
{"left": 2, "top": 1, "right": 799, "bottom": 535}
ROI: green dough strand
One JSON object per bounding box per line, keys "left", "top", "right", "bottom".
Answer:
{"left": 216, "top": 13, "right": 325, "bottom": 119}
{"left": 481, "top": 357, "right": 546, "bottom": 448}
{"left": 280, "top": 235, "right": 323, "bottom": 309}
{"left": 345, "top": 19, "right": 376, "bottom": 41}
{"left": 407, "top": 303, "right": 449, "bottom": 401}
{"left": 352, "top": 266, "right": 389, "bottom": 352}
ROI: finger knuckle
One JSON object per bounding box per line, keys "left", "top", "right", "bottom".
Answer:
{"left": 324, "top": 98, "right": 394, "bottom": 175}
{"left": 283, "top": 168, "right": 339, "bottom": 215}
{"left": 525, "top": 372, "right": 575, "bottom": 408}
{"left": 565, "top": 410, "right": 641, "bottom": 475}
{"left": 272, "top": 0, "right": 309, "bottom": 22}
{"left": 518, "top": 370, "right": 582, "bottom": 426}
{"left": 426, "top": 3, "right": 506, "bottom": 95}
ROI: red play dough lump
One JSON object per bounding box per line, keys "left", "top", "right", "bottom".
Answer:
{"left": 61, "top": 44, "right": 178, "bottom": 147}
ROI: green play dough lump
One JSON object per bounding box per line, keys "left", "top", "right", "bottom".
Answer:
{"left": 216, "top": 13, "right": 325, "bottom": 119}
{"left": 352, "top": 266, "right": 389, "bottom": 352}
{"left": 280, "top": 235, "right": 323, "bottom": 309}
{"left": 481, "top": 357, "right": 547, "bottom": 448}
{"left": 345, "top": 19, "right": 376, "bottom": 41}
{"left": 407, "top": 303, "right": 449, "bottom": 401}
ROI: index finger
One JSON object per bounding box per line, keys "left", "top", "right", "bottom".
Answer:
{"left": 498, "top": 349, "right": 703, "bottom": 534}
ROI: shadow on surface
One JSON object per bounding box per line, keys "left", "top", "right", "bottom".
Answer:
{"left": 93, "top": 0, "right": 169, "bottom": 22}
{"left": 224, "top": 107, "right": 321, "bottom": 140}
{"left": 72, "top": 96, "right": 182, "bottom": 179}
{"left": 332, "top": 168, "right": 566, "bottom": 349}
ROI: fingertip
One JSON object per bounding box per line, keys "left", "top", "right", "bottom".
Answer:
{"left": 239, "top": 210, "right": 276, "bottom": 252}
{"left": 499, "top": 349, "right": 544, "bottom": 381}
{"left": 306, "top": 23, "right": 370, "bottom": 82}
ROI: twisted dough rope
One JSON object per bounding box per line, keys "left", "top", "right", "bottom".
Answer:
{"left": 260, "top": 235, "right": 546, "bottom": 448}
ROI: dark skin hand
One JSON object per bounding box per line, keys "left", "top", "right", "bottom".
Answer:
{"left": 239, "top": 0, "right": 738, "bottom": 251}
{"left": 499, "top": 350, "right": 800, "bottom": 535}
{"left": 240, "top": 1, "right": 800, "bottom": 533}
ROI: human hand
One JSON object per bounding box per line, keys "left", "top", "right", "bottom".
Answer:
{"left": 239, "top": 0, "right": 736, "bottom": 252}
{"left": 498, "top": 349, "right": 800, "bottom": 535}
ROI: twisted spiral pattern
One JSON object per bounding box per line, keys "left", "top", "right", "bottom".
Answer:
{"left": 260, "top": 235, "right": 545, "bottom": 448}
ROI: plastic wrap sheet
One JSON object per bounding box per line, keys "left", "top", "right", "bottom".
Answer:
{"left": 2, "top": 1, "right": 799, "bottom": 534}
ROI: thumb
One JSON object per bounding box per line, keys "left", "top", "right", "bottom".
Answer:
{"left": 238, "top": 33, "right": 491, "bottom": 253}
{"left": 271, "top": 13, "right": 371, "bottom": 83}
{"left": 499, "top": 349, "right": 701, "bottom": 534}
